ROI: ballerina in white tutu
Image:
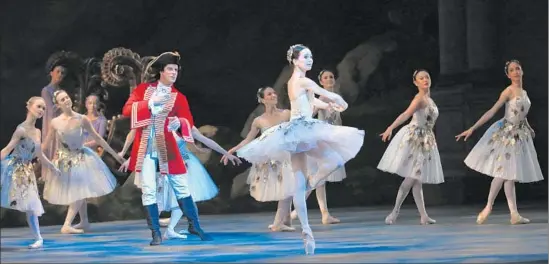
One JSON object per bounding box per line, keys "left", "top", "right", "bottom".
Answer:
{"left": 223, "top": 87, "right": 298, "bottom": 232}
{"left": 1, "top": 96, "right": 60, "bottom": 249}
{"left": 455, "top": 60, "right": 543, "bottom": 225}
{"left": 289, "top": 69, "right": 344, "bottom": 225}
{"left": 41, "top": 90, "right": 125, "bottom": 234}
{"left": 378, "top": 69, "right": 443, "bottom": 225}
{"left": 236, "top": 44, "right": 365, "bottom": 255}
{"left": 119, "top": 127, "right": 240, "bottom": 239}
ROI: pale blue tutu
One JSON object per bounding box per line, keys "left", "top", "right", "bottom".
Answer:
{"left": 124, "top": 134, "right": 218, "bottom": 212}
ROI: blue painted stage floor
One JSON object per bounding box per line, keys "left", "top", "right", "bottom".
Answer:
{"left": 1, "top": 205, "right": 547, "bottom": 263}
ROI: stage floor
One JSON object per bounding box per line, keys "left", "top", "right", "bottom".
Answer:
{"left": 1, "top": 204, "right": 547, "bottom": 263}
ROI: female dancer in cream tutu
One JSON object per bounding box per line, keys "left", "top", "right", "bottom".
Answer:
{"left": 236, "top": 44, "right": 364, "bottom": 255}
{"left": 70, "top": 94, "right": 108, "bottom": 230}
{"left": 41, "top": 90, "right": 125, "bottom": 234}
{"left": 289, "top": 69, "right": 344, "bottom": 225}
{"left": 223, "top": 87, "right": 296, "bottom": 232}
{"left": 456, "top": 60, "right": 543, "bottom": 225}
{"left": 1, "top": 97, "right": 60, "bottom": 249}
{"left": 378, "top": 69, "right": 442, "bottom": 225}
{"left": 119, "top": 127, "right": 240, "bottom": 239}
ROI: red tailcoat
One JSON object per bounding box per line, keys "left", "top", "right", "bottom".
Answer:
{"left": 122, "top": 81, "right": 194, "bottom": 175}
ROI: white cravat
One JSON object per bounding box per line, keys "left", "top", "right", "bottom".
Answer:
{"left": 147, "top": 83, "right": 172, "bottom": 158}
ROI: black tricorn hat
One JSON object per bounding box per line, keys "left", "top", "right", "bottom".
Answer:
{"left": 147, "top": 51, "right": 181, "bottom": 71}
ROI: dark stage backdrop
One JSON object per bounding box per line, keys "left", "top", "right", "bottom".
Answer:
{"left": 0, "top": 0, "right": 546, "bottom": 227}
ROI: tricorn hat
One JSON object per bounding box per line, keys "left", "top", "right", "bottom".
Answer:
{"left": 146, "top": 51, "right": 181, "bottom": 71}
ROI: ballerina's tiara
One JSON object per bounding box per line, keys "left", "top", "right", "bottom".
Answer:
{"left": 286, "top": 44, "right": 304, "bottom": 63}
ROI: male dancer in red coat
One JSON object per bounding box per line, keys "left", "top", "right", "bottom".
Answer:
{"left": 122, "top": 51, "right": 211, "bottom": 245}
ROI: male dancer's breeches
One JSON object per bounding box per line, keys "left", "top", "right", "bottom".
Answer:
{"left": 138, "top": 154, "right": 191, "bottom": 206}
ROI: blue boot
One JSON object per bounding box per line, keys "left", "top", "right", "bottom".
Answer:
{"left": 144, "top": 204, "right": 162, "bottom": 246}
{"left": 177, "top": 197, "right": 212, "bottom": 241}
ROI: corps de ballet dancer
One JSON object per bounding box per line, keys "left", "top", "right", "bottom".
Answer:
{"left": 223, "top": 87, "right": 298, "bottom": 232}
{"left": 70, "top": 94, "right": 108, "bottom": 230}
{"left": 235, "top": 44, "right": 365, "bottom": 255}
{"left": 455, "top": 60, "right": 544, "bottom": 224}
{"left": 1, "top": 97, "right": 60, "bottom": 249}
{"left": 41, "top": 90, "right": 125, "bottom": 234}
{"left": 289, "top": 69, "right": 344, "bottom": 225}
{"left": 118, "top": 127, "right": 240, "bottom": 240}
{"left": 377, "top": 69, "right": 443, "bottom": 225}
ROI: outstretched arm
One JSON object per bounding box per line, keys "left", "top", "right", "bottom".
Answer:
{"left": 1, "top": 127, "right": 24, "bottom": 160}
{"left": 387, "top": 95, "right": 424, "bottom": 131}
{"left": 191, "top": 126, "right": 229, "bottom": 156}
{"left": 228, "top": 118, "right": 261, "bottom": 154}
{"left": 82, "top": 116, "right": 125, "bottom": 164}
{"left": 469, "top": 89, "right": 510, "bottom": 132}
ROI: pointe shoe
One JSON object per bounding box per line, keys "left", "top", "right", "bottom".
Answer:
{"left": 476, "top": 208, "right": 491, "bottom": 225}
{"left": 28, "top": 239, "right": 43, "bottom": 249}
{"left": 322, "top": 215, "right": 341, "bottom": 225}
{"left": 385, "top": 211, "right": 399, "bottom": 225}
{"left": 163, "top": 228, "right": 187, "bottom": 240}
{"left": 510, "top": 213, "right": 530, "bottom": 225}
{"left": 269, "top": 224, "right": 296, "bottom": 232}
{"left": 159, "top": 218, "right": 170, "bottom": 227}
{"left": 290, "top": 210, "right": 298, "bottom": 221}
{"left": 420, "top": 216, "right": 436, "bottom": 225}
{"left": 61, "top": 225, "right": 84, "bottom": 234}
{"left": 302, "top": 231, "right": 316, "bottom": 255}
{"left": 73, "top": 222, "right": 91, "bottom": 231}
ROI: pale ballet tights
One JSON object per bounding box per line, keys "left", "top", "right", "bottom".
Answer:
{"left": 273, "top": 197, "right": 292, "bottom": 226}
{"left": 484, "top": 178, "right": 520, "bottom": 215}
{"left": 26, "top": 212, "right": 42, "bottom": 241}
{"left": 304, "top": 183, "right": 329, "bottom": 216}
{"left": 388, "top": 178, "right": 432, "bottom": 222}
{"left": 291, "top": 153, "right": 313, "bottom": 237}
{"left": 64, "top": 200, "right": 84, "bottom": 227}
{"left": 167, "top": 208, "right": 184, "bottom": 230}
{"left": 74, "top": 200, "right": 89, "bottom": 228}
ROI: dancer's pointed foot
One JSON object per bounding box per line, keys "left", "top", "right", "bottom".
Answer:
{"left": 476, "top": 207, "right": 492, "bottom": 225}
{"left": 28, "top": 239, "right": 43, "bottom": 249}
{"left": 510, "top": 213, "right": 530, "bottom": 225}
{"left": 72, "top": 222, "right": 90, "bottom": 231}
{"left": 385, "top": 211, "right": 399, "bottom": 225}
{"left": 61, "top": 225, "right": 84, "bottom": 234}
{"left": 302, "top": 230, "right": 315, "bottom": 255}
{"left": 420, "top": 216, "right": 436, "bottom": 225}
{"left": 163, "top": 228, "right": 187, "bottom": 240}
{"left": 322, "top": 214, "right": 340, "bottom": 225}
{"left": 268, "top": 224, "right": 296, "bottom": 232}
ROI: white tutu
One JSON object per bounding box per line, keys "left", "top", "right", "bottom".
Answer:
{"left": 464, "top": 119, "right": 544, "bottom": 183}
{"left": 377, "top": 98, "right": 444, "bottom": 184}
{"left": 317, "top": 106, "right": 347, "bottom": 182}
{"left": 237, "top": 116, "right": 365, "bottom": 167}
{"left": 1, "top": 155, "right": 44, "bottom": 216}
{"left": 43, "top": 147, "right": 118, "bottom": 205}
{"left": 126, "top": 135, "right": 218, "bottom": 212}
{"left": 247, "top": 159, "right": 295, "bottom": 202}
{"left": 464, "top": 91, "right": 543, "bottom": 183}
